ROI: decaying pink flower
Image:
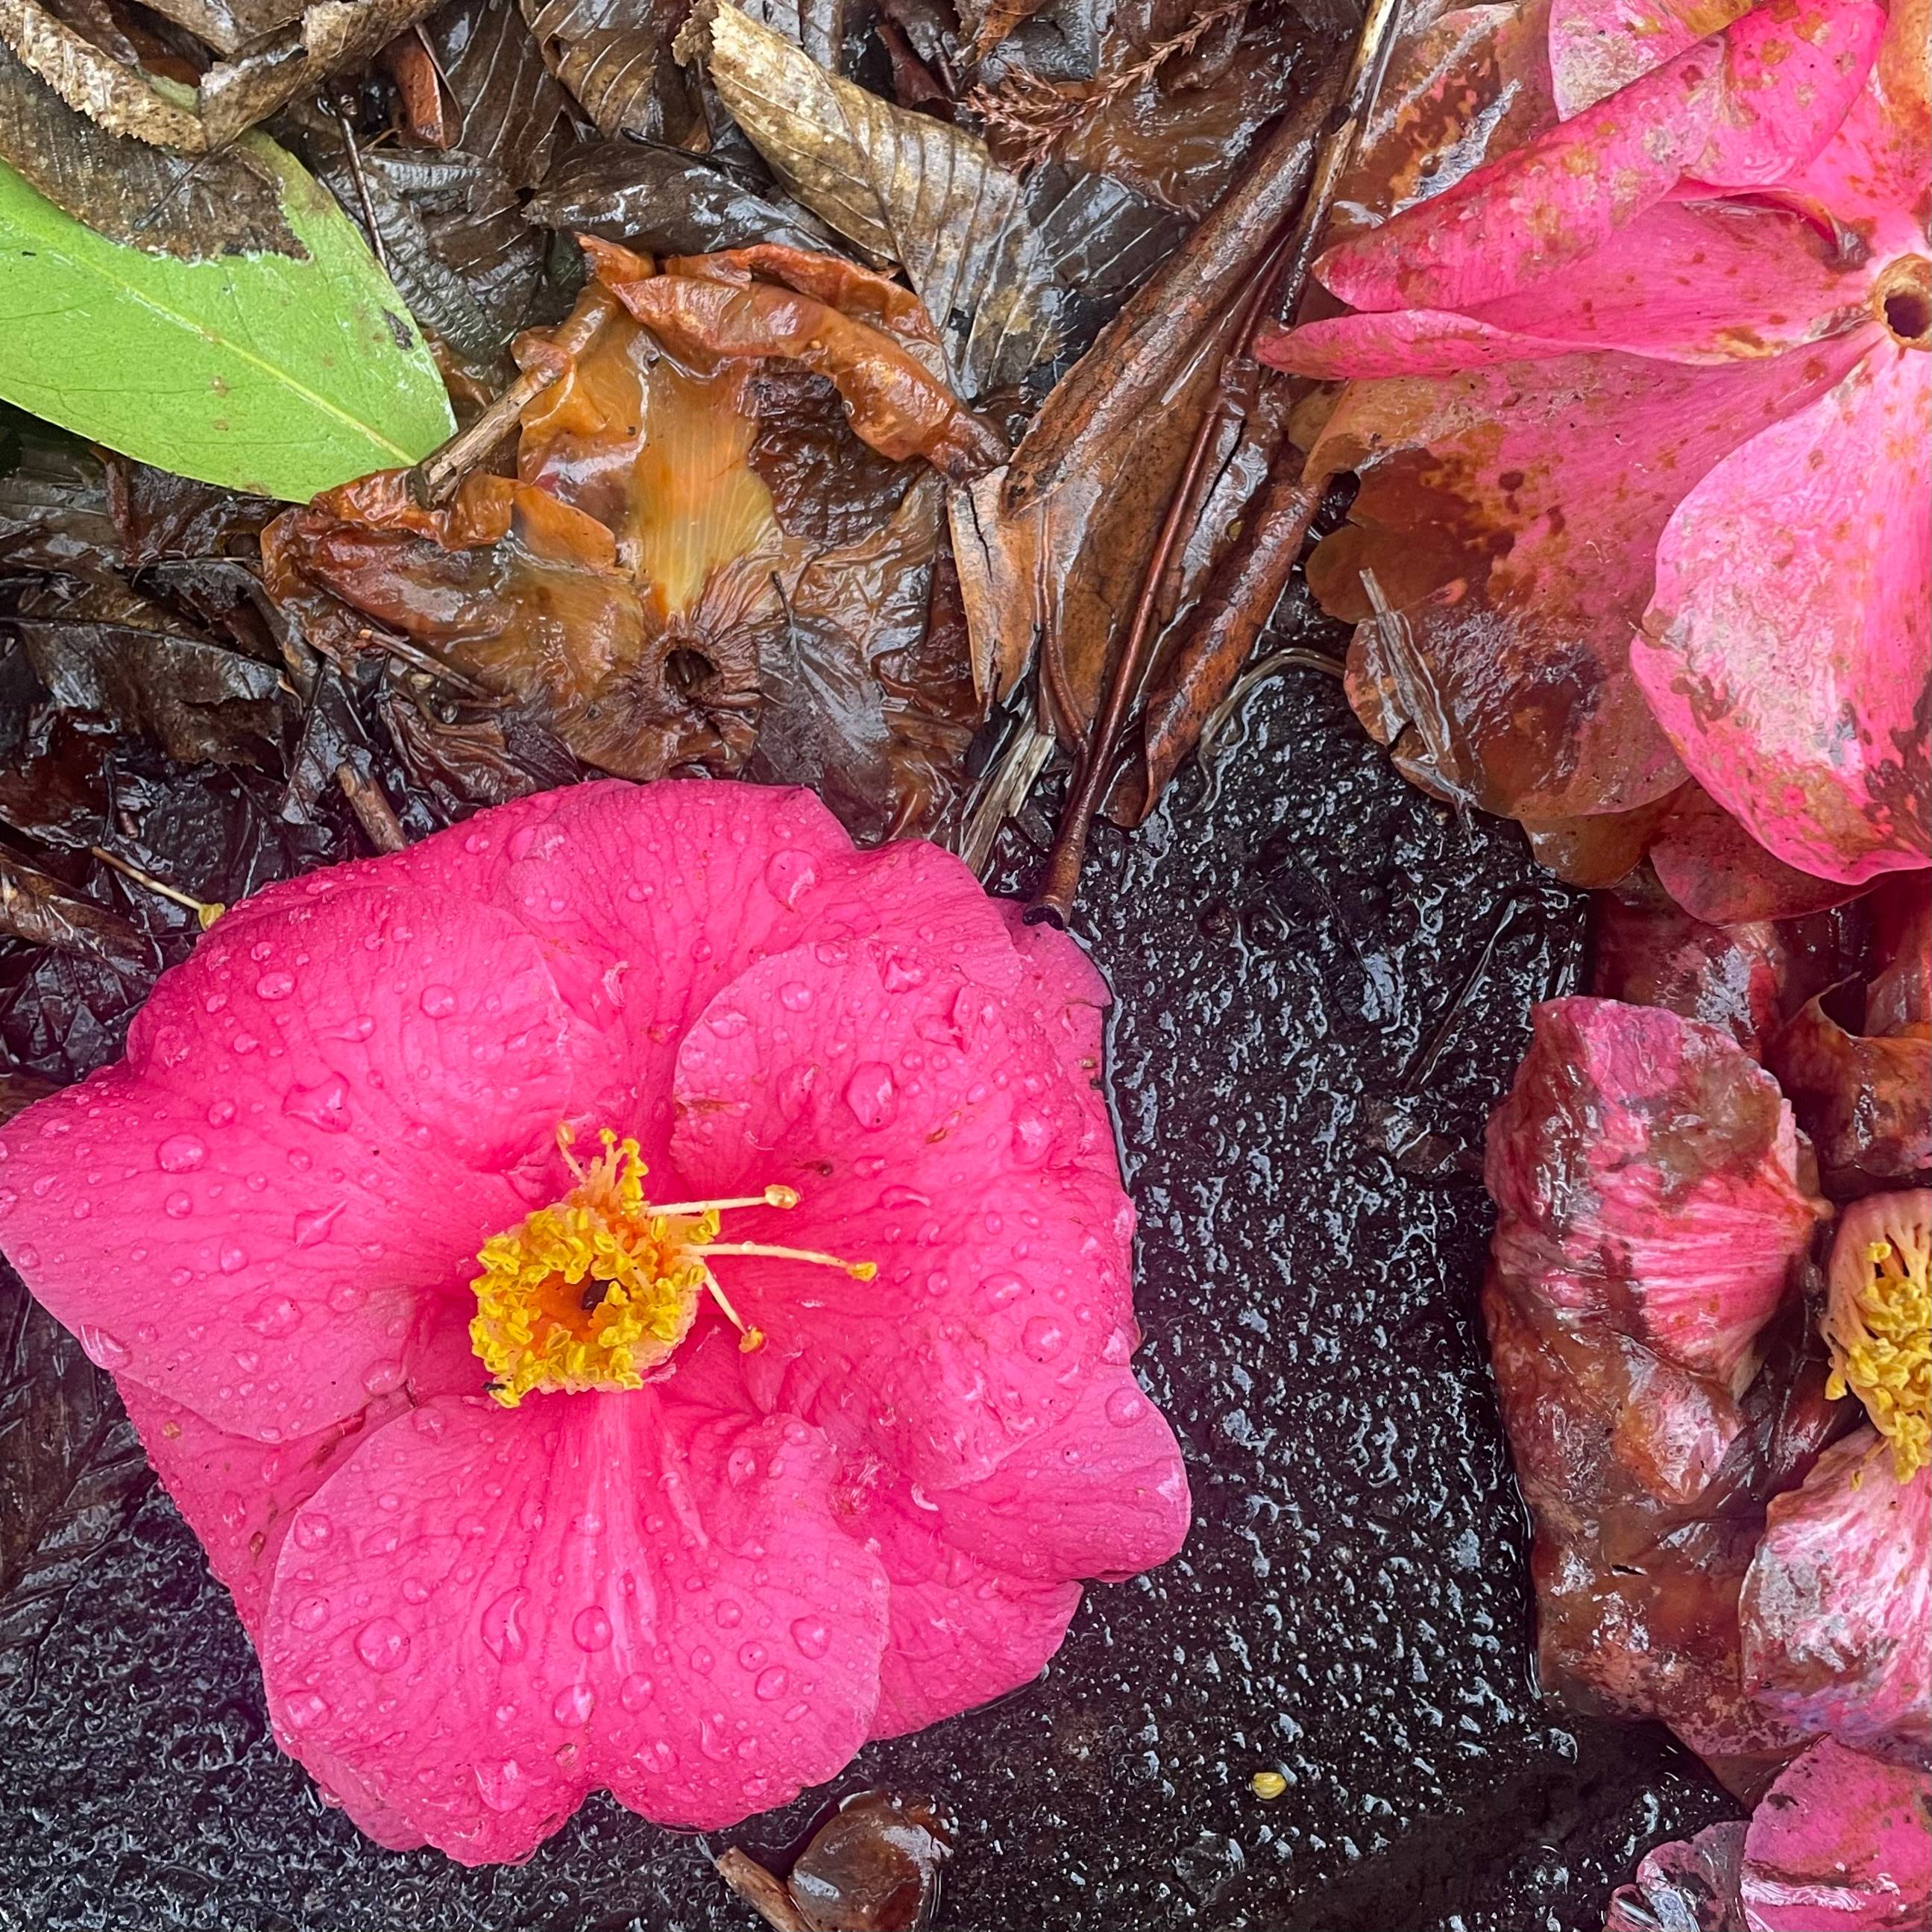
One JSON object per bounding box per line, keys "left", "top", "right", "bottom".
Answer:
{"left": 1264, "top": 0, "right": 1931, "bottom": 906}
{"left": 0, "top": 781, "right": 1189, "bottom": 1863}
{"left": 1605, "top": 1737, "right": 1932, "bottom": 1931}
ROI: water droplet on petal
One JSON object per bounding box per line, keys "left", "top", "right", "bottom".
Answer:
{"left": 281, "top": 1689, "right": 328, "bottom": 1731}
{"left": 78, "top": 1324, "right": 130, "bottom": 1370}
{"left": 163, "top": 1192, "right": 194, "bottom": 1219}
{"left": 207, "top": 1100, "right": 236, "bottom": 1127}
{"left": 475, "top": 1758, "right": 527, "bottom": 1812}
{"left": 291, "top": 1595, "right": 330, "bottom": 1631}
{"left": 705, "top": 1007, "right": 749, "bottom": 1039}
{"left": 156, "top": 1134, "right": 207, "bottom": 1173}
{"left": 1022, "top": 1316, "right": 1067, "bottom": 1360}
{"left": 255, "top": 970, "right": 295, "bottom": 1001}
{"left": 1106, "top": 1384, "right": 1148, "bottom": 1427}
{"left": 283, "top": 1077, "right": 351, "bottom": 1135}
{"left": 572, "top": 1604, "right": 613, "bottom": 1652}
{"left": 362, "top": 1360, "right": 406, "bottom": 1397}
{"left": 218, "top": 1243, "right": 248, "bottom": 1274}
{"left": 843, "top": 1063, "right": 896, "bottom": 1130}
{"left": 778, "top": 981, "right": 814, "bottom": 1012}
{"left": 481, "top": 1588, "right": 530, "bottom": 1664}
{"left": 754, "top": 1666, "right": 790, "bottom": 1702}
{"left": 246, "top": 1296, "right": 302, "bottom": 1338}
{"left": 764, "top": 850, "right": 816, "bottom": 907}
{"left": 419, "top": 984, "right": 457, "bottom": 1018}
{"left": 354, "top": 1618, "right": 409, "bottom": 1673}
{"left": 790, "top": 1617, "right": 829, "bottom": 1660}
{"left": 1011, "top": 1107, "right": 1054, "bottom": 1167}
{"left": 553, "top": 1683, "right": 595, "bottom": 1727}
{"left": 619, "top": 1673, "right": 653, "bottom": 1711}
{"left": 293, "top": 1514, "right": 333, "bottom": 1551}
{"left": 294, "top": 1203, "right": 344, "bottom": 1249}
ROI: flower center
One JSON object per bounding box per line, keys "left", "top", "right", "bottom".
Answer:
{"left": 1825, "top": 1221, "right": 1930, "bottom": 1479}
{"left": 1873, "top": 255, "right": 1932, "bottom": 350}
{"left": 468, "top": 1128, "right": 874, "bottom": 1407}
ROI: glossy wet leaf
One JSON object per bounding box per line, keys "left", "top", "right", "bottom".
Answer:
{"left": 0, "top": 133, "right": 454, "bottom": 502}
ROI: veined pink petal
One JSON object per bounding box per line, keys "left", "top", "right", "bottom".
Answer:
{"left": 0, "top": 879, "right": 592, "bottom": 1438}
{"left": 672, "top": 941, "right": 1133, "bottom": 1488}
{"left": 1485, "top": 998, "right": 1828, "bottom": 1383}
{"left": 1740, "top": 1740, "right": 1932, "bottom": 1931}
{"left": 257, "top": 1335, "right": 890, "bottom": 1860}
{"left": 1549, "top": 0, "right": 1749, "bottom": 116}
{"left": 1634, "top": 342, "right": 1932, "bottom": 884}
{"left": 843, "top": 1473, "right": 1081, "bottom": 1740}
{"left": 1303, "top": 338, "right": 1865, "bottom": 825}
{"left": 1318, "top": 0, "right": 1883, "bottom": 315}
{"left": 1740, "top": 1428, "right": 1932, "bottom": 1762}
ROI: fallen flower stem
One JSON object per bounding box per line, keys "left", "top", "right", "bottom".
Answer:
{"left": 335, "top": 762, "right": 408, "bottom": 854}
{"left": 1027, "top": 0, "right": 1405, "bottom": 925}
{"left": 88, "top": 847, "right": 223, "bottom": 928}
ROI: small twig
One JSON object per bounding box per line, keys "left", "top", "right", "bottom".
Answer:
{"left": 1400, "top": 896, "right": 1520, "bottom": 1093}
{"left": 88, "top": 847, "right": 223, "bottom": 928}
{"left": 331, "top": 97, "right": 391, "bottom": 279}
{"left": 336, "top": 764, "right": 409, "bottom": 854}
{"left": 1026, "top": 0, "right": 1406, "bottom": 926}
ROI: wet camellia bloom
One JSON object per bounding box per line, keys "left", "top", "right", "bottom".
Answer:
{"left": 0, "top": 781, "right": 1190, "bottom": 1863}
{"left": 1264, "top": 0, "right": 1931, "bottom": 913}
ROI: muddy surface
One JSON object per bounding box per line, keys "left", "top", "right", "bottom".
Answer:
{"left": 0, "top": 596, "right": 1740, "bottom": 1930}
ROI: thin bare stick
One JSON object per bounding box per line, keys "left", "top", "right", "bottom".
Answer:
{"left": 336, "top": 763, "right": 409, "bottom": 854}
{"left": 332, "top": 98, "right": 391, "bottom": 279}
{"left": 1026, "top": 0, "right": 1407, "bottom": 926}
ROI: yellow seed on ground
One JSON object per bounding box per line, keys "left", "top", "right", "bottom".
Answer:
{"left": 1250, "top": 1771, "right": 1287, "bottom": 1800}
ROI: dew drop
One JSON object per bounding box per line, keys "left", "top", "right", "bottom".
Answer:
{"left": 553, "top": 1683, "right": 595, "bottom": 1727}
{"left": 737, "top": 1642, "right": 768, "bottom": 1671}
{"left": 474, "top": 1758, "right": 527, "bottom": 1812}
{"left": 78, "top": 1324, "right": 130, "bottom": 1370}
{"left": 619, "top": 1673, "right": 654, "bottom": 1711}
{"left": 218, "top": 1243, "right": 248, "bottom": 1275}
{"left": 572, "top": 1604, "right": 613, "bottom": 1652}
{"left": 294, "top": 1203, "right": 344, "bottom": 1249}
{"left": 163, "top": 1191, "right": 194, "bottom": 1220}
{"left": 778, "top": 981, "right": 814, "bottom": 1012}
{"left": 362, "top": 1360, "right": 406, "bottom": 1397}
{"left": 982, "top": 1271, "right": 1025, "bottom": 1307}
{"left": 207, "top": 1099, "right": 236, "bottom": 1127}
{"left": 156, "top": 1134, "right": 207, "bottom": 1173}
{"left": 690, "top": 1646, "right": 714, "bottom": 1675}
{"left": 293, "top": 1514, "right": 333, "bottom": 1551}
{"left": 764, "top": 850, "right": 816, "bottom": 907}
{"left": 245, "top": 1296, "right": 302, "bottom": 1338}
{"left": 843, "top": 1063, "right": 896, "bottom": 1130}
{"left": 705, "top": 1007, "right": 749, "bottom": 1039}
{"left": 753, "top": 1666, "right": 790, "bottom": 1702}
{"left": 1022, "top": 1315, "right": 1068, "bottom": 1360}
{"left": 255, "top": 970, "right": 296, "bottom": 1001}
{"left": 283, "top": 1077, "right": 351, "bottom": 1135}
{"left": 291, "top": 1595, "right": 330, "bottom": 1631}
{"left": 1011, "top": 1107, "right": 1054, "bottom": 1167}
{"left": 281, "top": 1689, "right": 328, "bottom": 1731}
{"left": 714, "top": 1598, "right": 743, "bottom": 1629}
{"left": 1106, "top": 1384, "right": 1148, "bottom": 1427}
{"left": 419, "top": 984, "right": 457, "bottom": 1019}
{"left": 789, "top": 1617, "right": 829, "bottom": 1660}
{"left": 480, "top": 1588, "right": 531, "bottom": 1663}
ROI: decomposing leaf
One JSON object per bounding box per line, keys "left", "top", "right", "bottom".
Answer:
{"left": 0, "top": 0, "right": 205, "bottom": 147}
{"left": 0, "top": 132, "right": 454, "bottom": 500}
{"left": 427, "top": 0, "right": 570, "bottom": 189}
{"left": 4, "top": 577, "right": 287, "bottom": 765}
{"left": 0, "top": 1271, "right": 151, "bottom": 1696}
{"left": 0, "top": 40, "right": 298, "bottom": 257}
{"left": 692, "top": 0, "right": 1061, "bottom": 395}
{"left": 0, "top": 850, "right": 151, "bottom": 960}
{"left": 525, "top": 139, "right": 839, "bottom": 255}
{"left": 523, "top": 0, "right": 700, "bottom": 143}
{"left": 104, "top": 456, "right": 276, "bottom": 570}
{"left": 0, "top": 411, "right": 116, "bottom": 577}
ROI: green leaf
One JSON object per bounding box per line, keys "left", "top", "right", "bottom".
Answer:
{"left": 0, "top": 133, "right": 455, "bottom": 503}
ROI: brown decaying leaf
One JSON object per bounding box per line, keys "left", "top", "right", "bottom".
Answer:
{"left": 521, "top": 0, "right": 699, "bottom": 143}
{"left": 0, "top": 851, "right": 151, "bottom": 961}
{"left": 0, "top": 40, "right": 298, "bottom": 257}
{"left": 586, "top": 237, "right": 1004, "bottom": 480}
{"left": 426, "top": 0, "right": 569, "bottom": 189}
{"left": 953, "top": 85, "right": 1332, "bottom": 735}
{"left": 690, "top": 0, "right": 1064, "bottom": 397}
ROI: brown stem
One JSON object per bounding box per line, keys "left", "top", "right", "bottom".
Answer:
{"left": 336, "top": 763, "right": 409, "bottom": 854}
{"left": 1025, "top": 0, "right": 1406, "bottom": 925}
{"left": 714, "top": 1848, "right": 810, "bottom": 1932}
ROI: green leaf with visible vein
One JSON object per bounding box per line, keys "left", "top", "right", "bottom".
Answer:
{"left": 0, "top": 132, "right": 454, "bottom": 503}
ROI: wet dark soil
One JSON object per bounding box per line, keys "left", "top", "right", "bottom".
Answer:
{"left": 0, "top": 620, "right": 1740, "bottom": 1929}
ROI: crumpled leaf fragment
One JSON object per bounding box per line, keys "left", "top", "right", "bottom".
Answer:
{"left": 0, "top": 851, "right": 150, "bottom": 961}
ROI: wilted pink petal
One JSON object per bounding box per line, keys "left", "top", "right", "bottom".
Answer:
{"left": 1740, "top": 1427, "right": 1931, "bottom": 1760}
{"left": 1634, "top": 344, "right": 1932, "bottom": 885}
{"left": 1605, "top": 1819, "right": 1748, "bottom": 1931}
{"left": 1315, "top": 0, "right": 1883, "bottom": 314}
{"left": 1740, "top": 1739, "right": 1932, "bottom": 1931}
{"left": 1549, "top": 0, "right": 1749, "bottom": 116}
{"left": 1651, "top": 785, "right": 1872, "bottom": 925}
{"left": 1486, "top": 998, "right": 1828, "bottom": 1382}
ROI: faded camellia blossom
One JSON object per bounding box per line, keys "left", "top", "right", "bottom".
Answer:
{"left": 0, "top": 781, "right": 1189, "bottom": 1863}
{"left": 1263, "top": 0, "right": 1931, "bottom": 913}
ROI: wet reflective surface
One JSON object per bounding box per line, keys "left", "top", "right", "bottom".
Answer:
{"left": 0, "top": 645, "right": 1740, "bottom": 1928}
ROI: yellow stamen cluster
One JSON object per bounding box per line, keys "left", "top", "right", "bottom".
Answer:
{"left": 468, "top": 1127, "right": 875, "bottom": 1407}
{"left": 1825, "top": 1219, "right": 1930, "bottom": 1481}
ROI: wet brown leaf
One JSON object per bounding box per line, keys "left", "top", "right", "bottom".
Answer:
{"left": 426, "top": 0, "right": 570, "bottom": 189}
{"left": 0, "top": 851, "right": 150, "bottom": 961}
{"left": 522, "top": 0, "right": 700, "bottom": 143}
{"left": 0, "top": 413, "right": 116, "bottom": 578}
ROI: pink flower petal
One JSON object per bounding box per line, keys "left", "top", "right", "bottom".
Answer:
{"left": 1317, "top": 0, "right": 1882, "bottom": 314}
{"left": 1549, "top": 0, "right": 1745, "bottom": 116}
{"left": 257, "top": 1337, "right": 890, "bottom": 1860}
{"left": 1651, "top": 784, "right": 1874, "bottom": 923}
{"left": 1634, "top": 342, "right": 1932, "bottom": 885}
{"left": 1740, "top": 1427, "right": 1932, "bottom": 1761}
{"left": 1740, "top": 1739, "right": 1932, "bottom": 1931}
{"left": 672, "top": 940, "right": 1135, "bottom": 1488}
{"left": 846, "top": 1472, "right": 1081, "bottom": 1740}
{"left": 1486, "top": 998, "right": 1828, "bottom": 1383}
{"left": 0, "top": 878, "right": 591, "bottom": 1437}
{"left": 1605, "top": 1819, "right": 1748, "bottom": 1932}
{"left": 1303, "top": 338, "right": 1863, "bottom": 826}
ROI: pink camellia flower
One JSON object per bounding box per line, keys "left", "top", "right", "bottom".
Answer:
{"left": 1605, "top": 1738, "right": 1932, "bottom": 1931}
{"left": 1264, "top": 0, "right": 1931, "bottom": 910}
{"left": 0, "top": 779, "right": 1189, "bottom": 1863}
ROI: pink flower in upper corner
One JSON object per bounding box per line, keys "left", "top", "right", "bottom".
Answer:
{"left": 1605, "top": 1738, "right": 1932, "bottom": 1931}
{"left": 1263, "top": 0, "right": 1931, "bottom": 904}
{"left": 0, "top": 780, "right": 1189, "bottom": 1864}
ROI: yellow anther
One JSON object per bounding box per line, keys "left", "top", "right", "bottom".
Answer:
{"left": 467, "top": 1130, "right": 871, "bottom": 1404}
{"left": 1825, "top": 1214, "right": 1930, "bottom": 1481}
